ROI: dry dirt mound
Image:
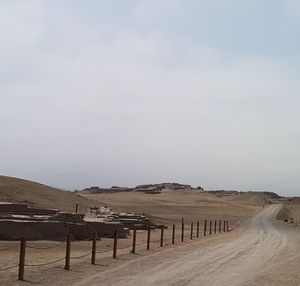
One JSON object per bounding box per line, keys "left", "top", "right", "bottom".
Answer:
{"left": 276, "top": 203, "right": 300, "bottom": 224}
{"left": 0, "top": 175, "right": 99, "bottom": 213}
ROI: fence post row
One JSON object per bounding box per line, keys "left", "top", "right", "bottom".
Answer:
{"left": 64, "top": 234, "right": 71, "bottom": 270}
{"left": 160, "top": 227, "right": 164, "bottom": 247}
{"left": 172, "top": 224, "right": 175, "bottom": 244}
{"left": 113, "top": 230, "right": 118, "bottom": 259}
{"left": 12, "top": 217, "right": 237, "bottom": 281}
{"left": 18, "top": 237, "right": 26, "bottom": 281}
{"left": 91, "top": 232, "right": 96, "bottom": 265}
{"left": 132, "top": 228, "right": 137, "bottom": 254}
{"left": 147, "top": 227, "right": 151, "bottom": 250}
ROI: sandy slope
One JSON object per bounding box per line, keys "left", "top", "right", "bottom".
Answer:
{"left": 82, "top": 189, "right": 262, "bottom": 225}
{"left": 0, "top": 175, "right": 98, "bottom": 213}
{"left": 72, "top": 205, "right": 300, "bottom": 286}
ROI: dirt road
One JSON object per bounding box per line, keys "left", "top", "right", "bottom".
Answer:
{"left": 73, "top": 204, "right": 300, "bottom": 286}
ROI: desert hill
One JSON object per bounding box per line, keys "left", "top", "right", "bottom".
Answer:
{"left": 78, "top": 182, "right": 286, "bottom": 224}
{"left": 0, "top": 175, "right": 99, "bottom": 213}
{"left": 81, "top": 189, "right": 271, "bottom": 225}
{"left": 79, "top": 182, "right": 202, "bottom": 194}
{"left": 0, "top": 175, "right": 289, "bottom": 223}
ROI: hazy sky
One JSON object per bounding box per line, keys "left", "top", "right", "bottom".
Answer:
{"left": 1, "top": 1, "right": 300, "bottom": 196}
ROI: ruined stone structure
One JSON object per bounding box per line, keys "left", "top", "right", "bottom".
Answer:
{"left": 85, "top": 206, "right": 161, "bottom": 230}
{"left": 0, "top": 203, "right": 128, "bottom": 240}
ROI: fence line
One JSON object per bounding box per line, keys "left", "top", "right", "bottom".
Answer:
{"left": 0, "top": 217, "right": 237, "bottom": 281}
{"left": 25, "top": 257, "right": 66, "bottom": 267}
{"left": 27, "top": 241, "right": 65, "bottom": 250}
{"left": 70, "top": 252, "right": 93, "bottom": 259}
{"left": 0, "top": 264, "right": 19, "bottom": 272}
{"left": 0, "top": 244, "right": 19, "bottom": 251}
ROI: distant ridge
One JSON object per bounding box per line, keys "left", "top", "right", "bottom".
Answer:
{"left": 78, "top": 183, "right": 205, "bottom": 194}
{"left": 79, "top": 184, "right": 283, "bottom": 204}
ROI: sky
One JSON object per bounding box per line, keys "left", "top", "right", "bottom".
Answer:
{"left": 1, "top": 1, "right": 300, "bottom": 196}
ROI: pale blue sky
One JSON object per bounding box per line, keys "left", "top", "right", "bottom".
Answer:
{"left": 1, "top": 1, "right": 300, "bottom": 195}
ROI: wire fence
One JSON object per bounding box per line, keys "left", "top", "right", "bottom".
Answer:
{"left": 0, "top": 264, "right": 19, "bottom": 272}
{"left": 0, "top": 244, "right": 19, "bottom": 251}
{"left": 25, "top": 257, "right": 66, "bottom": 267}
{"left": 27, "top": 241, "right": 66, "bottom": 250}
{"left": 70, "top": 252, "right": 92, "bottom": 259}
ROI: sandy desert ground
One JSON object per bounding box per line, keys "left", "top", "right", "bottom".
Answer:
{"left": 0, "top": 175, "right": 99, "bottom": 213}
{"left": 1, "top": 203, "right": 300, "bottom": 286}
{"left": 71, "top": 204, "right": 300, "bottom": 286}
{"left": 1, "top": 179, "right": 299, "bottom": 286}
{"left": 81, "top": 189, "right": 264, "bottom": 225}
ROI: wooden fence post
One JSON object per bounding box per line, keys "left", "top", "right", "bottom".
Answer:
{"left": 113, "top": 230, "right": 118, "bottom": 258}
{"left": 18, "top": 238, "right": 26, "bottom": 281}
{"left": 209, "top": 221, "right": 212, "bottom": 235}
{"left": 190, "top": 222, "right": 193, "bottom": 240}
{"left": 226, "top": 221, "right": 229, "bottom": 231}
{"left": 64, "top": 234, "right": 71, "bottom": 270}
{"left": 214, "top": 220, "right": 217, "bottom": 234}
{"left": 223, "top": 221, "right": 226, "bottom": 232}
{"left": 91, "top": 232, "right": 96, "bottom": 265}
{"left": 172, "top": 224, "right": 175, "bottom": 244}
{"left": 196, "top": 221, "right": 199, "bottom": 238}
{"left": 147, "top": 227, "right": 151, "bottom": 250}
{"left": 132, "top": 228, "right": 137, "bottom": 254}
{"left": 181, "top": 218, "right": 184, "bottom": 242}
{"left": 160, "top": 227, "right": 164, "bottom": 247}
{"left": 204, "top": 219, "right": 207, "bottom": 236}
{"left": 219, "top": 220, "right": 221, "bottom": 233}
{"left": 75, "top": 203, "right": 79, "bottom": 213}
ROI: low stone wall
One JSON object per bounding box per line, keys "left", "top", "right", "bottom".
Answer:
{"left": 86, "top": 222, "right": 128, "bottom": 238}
{"left": 0, "top": 203, "right": 58, "bottom": 216}
{"left": 0, "top": 221, "right": 71, "bottom": 240}
{"left": 0, "top": 220, "right": 128, "bottom": 241}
